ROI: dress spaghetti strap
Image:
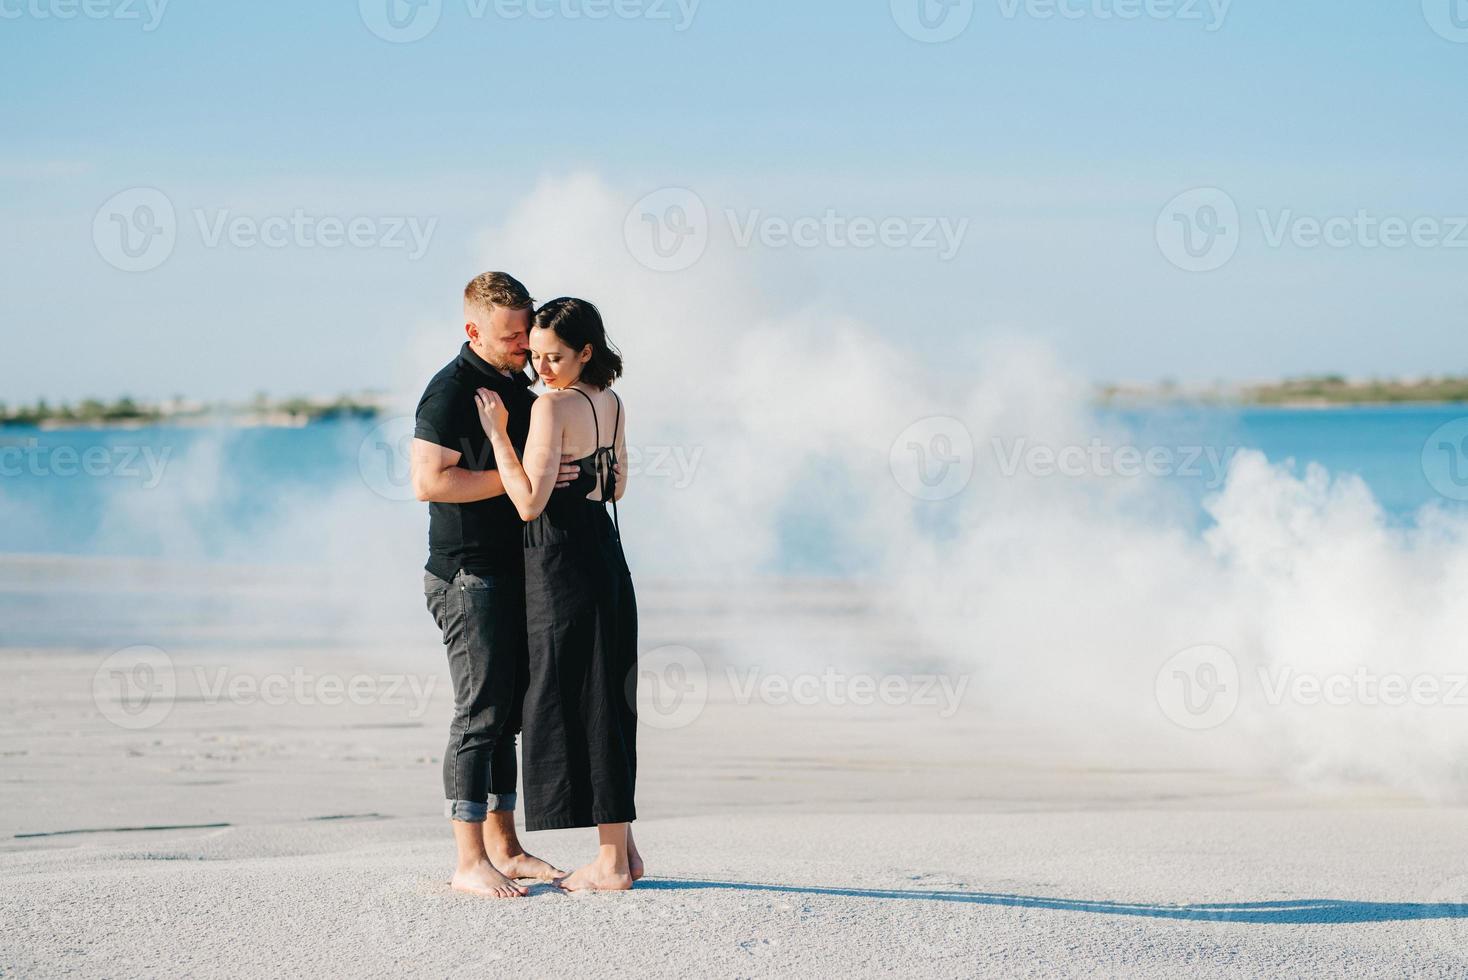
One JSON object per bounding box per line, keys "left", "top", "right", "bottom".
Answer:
{"left": 567, "top": 386, "right": 621, "bottom": 537}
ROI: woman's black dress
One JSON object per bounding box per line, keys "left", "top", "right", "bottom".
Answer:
{"left": 521, "top": 388, "right": 638, "bottom": 831}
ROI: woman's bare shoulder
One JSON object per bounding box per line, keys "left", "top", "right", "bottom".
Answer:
{"left": 532, "top": 389, "right": 576, "bottom": 415}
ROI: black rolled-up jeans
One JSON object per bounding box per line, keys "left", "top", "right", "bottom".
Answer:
{"left": 424, "top": 568, "right": 527, "bottom": 822}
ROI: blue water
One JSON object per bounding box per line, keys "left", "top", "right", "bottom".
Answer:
{"left": 2, "top": 405, "right": 1466, "bottom": 563}
{"left": 0, "top": 420, "right": 390, "bottom": 560}
{"left": 1107, "top": 403, "right": 1468, "bottom": 519}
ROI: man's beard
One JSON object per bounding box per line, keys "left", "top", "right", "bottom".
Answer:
{"left": 482, "top": 347, "right": 528, "bottom": 374}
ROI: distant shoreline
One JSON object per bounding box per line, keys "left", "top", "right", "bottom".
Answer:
{"left": 1102, "top": 375, "right": 1468, "bottom": 409}
{"left": 0, "top": 394, "right": 388, "bottom": 431}
{"left": 6, "top": 378, "right": 1468, "bottom": 430}
{"left": 1099, "top": 396, "right": 1468, "bottom": 411}
{"left": 0, "top": 411, "right": 385, "bottom": 433}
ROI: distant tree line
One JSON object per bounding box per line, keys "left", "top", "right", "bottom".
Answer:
{"left": 1243, "top": 375, "right": 1468, "bottom": 405}
{"left": 0, "top": 394, "right": 384, "bottom": 427}
{"left": 0, "top": 397, "right": 161, "bottom": 426}
{"left": 1100, "top": 374, "right": 1468, "bottom": 406}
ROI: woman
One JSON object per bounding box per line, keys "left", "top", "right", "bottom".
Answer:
{"left": 474, "top": 297, "right": 643, "bottom": 892}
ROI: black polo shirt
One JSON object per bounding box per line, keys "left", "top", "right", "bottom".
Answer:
{"left": 415, "top": 343, "right": 536, "bottom": 581}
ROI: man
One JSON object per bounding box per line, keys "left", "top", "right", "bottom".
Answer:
{"left": 411, "top": 271, "right": 574, "bottom": 898}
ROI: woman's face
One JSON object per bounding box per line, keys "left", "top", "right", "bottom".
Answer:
{"left": 529, "top": 327, "right": 591, "bottom": 389}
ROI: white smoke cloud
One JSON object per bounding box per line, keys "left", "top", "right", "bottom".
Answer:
{"left": 14, "top": 172, "right": 1468, "bottom": 800}
{"left": 462, "top": 173, "right": 1468, "bottom": 798}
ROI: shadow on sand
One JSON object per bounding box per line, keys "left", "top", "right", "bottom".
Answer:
{"left": 637, "top": 878, "right": 1468, "bottom": 925}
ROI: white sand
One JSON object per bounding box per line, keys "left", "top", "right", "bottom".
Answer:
{"left": 4, "top": 562, "right": 1468, "bottom": 977}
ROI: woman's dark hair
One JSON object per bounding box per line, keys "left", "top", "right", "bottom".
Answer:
{"left": 531, "top": 297, "right": 624, "bottom": 389}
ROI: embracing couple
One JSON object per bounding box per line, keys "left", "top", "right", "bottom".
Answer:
{"left": 411, "top": 271, "right": 640, "bottom": 896}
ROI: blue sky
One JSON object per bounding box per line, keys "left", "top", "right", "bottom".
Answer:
{"left": 3, "top": 0, "right": 1466, "bottom": 401}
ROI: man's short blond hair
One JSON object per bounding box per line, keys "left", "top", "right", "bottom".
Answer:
{"left": 464, "top": 271, "right": 533, "bottom": 315}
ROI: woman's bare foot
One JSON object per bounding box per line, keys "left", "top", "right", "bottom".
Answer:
{"left": 490, "top": 848, "right": 564, "bottom": 882}
{"left": 556, "top": 860, "right": 634, "bottom": 893}
{"left": 451, "top": 859, "right": 529, "bottom": 898}
{"left": 627, "top": 829, "right": 644, "bottom": 881}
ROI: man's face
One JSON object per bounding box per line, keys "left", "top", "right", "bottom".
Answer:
{"left": 466, "top": 303, "right": 531, "bottom": 373}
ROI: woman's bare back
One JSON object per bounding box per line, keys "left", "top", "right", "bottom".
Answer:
{"left": 547, "top": 385, "right": 625, "bottom": 503}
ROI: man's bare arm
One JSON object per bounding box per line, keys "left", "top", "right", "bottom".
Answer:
{"left": 411, "top": 438, "right": 505, "bottom": 503}
{"left": 411, "top": 438, "right": 582, "bottom": 503}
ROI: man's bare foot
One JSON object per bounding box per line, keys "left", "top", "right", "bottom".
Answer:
{"left": 627, "top": 829, "right": 644, "bottom": 881}
{"left": 451, "top": 860, "right": 528, "bottom": 898}
{"left": 490, "top": 849, "right": 564, "bottom": 882}
{"left": 556, "top": 861, "right": 634, "bottom": 893}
